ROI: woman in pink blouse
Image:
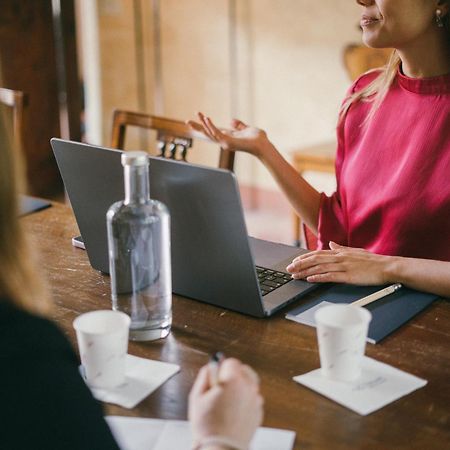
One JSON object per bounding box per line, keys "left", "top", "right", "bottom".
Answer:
{"left": 189, "top": 0, "right": 450, "bottom": 297}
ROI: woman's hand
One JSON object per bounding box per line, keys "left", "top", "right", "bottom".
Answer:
{"left": 286, "top": 241, "right": 393, "bottom": 285}
{"left": 188, "top": 358, "right": 264, "bottom": 450}
{"left": 187, "top": 112, "right": 271, "bottom": 158}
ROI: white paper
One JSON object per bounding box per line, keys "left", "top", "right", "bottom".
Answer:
{"left": 293, "top": 356, "right": 427, "bottom": 415}
{"left": 286, "top": 301, "right": 334, "bottom": 327}
{"left": 106, "top": 416, "right": 296, "bottom": 450}
{"left": 286, "top": 301, "right": 376, "bottom": 344}
{"left": 83, "top": 354, "right": 180, "bottom": 409}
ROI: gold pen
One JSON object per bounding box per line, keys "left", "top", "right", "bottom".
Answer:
{"left": 351, "top": 283, "right": 402, "bottom": 308}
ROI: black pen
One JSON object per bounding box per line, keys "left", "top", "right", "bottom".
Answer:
{"left": 209, "top": 351, "right": 225, "bottom": 386}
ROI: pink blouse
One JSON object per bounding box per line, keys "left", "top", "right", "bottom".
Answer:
{"left": 318, "top": 69, "right": 450, "bottom": 260}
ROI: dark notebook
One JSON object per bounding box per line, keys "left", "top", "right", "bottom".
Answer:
{"left": 286, "top": 284, "right": 438, "bottom": 344}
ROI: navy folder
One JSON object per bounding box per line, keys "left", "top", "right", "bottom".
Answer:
{"left": 286, "top": 284, "right": 438, "bottom": 343}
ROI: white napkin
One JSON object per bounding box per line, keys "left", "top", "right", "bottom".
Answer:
{"left": 293, "top": 356, "right": 427, "bottom": 415}
{"left": 81, "top": 354, "right": 180, "bottom": 409}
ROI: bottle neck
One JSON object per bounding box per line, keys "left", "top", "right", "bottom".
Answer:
{"left": 124, "top": 164, "right": 150, "bottom": 205}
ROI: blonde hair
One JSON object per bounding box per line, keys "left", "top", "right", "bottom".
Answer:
{"left": 339, "top": 50, "right": 400, "bottom": 124}
{"left": 0, "top": 100, "right": 50, "bottom": 314}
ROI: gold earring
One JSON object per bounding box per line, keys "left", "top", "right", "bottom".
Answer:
{"left": 436, "top": 9, "right": 444, "bottom": 28}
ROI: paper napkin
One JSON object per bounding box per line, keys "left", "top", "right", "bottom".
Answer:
{"left": 81, "top": 354, "right": 180, "bottom": 409}
{"left": 293, "top": 356, "right": 427, "bottom": 415}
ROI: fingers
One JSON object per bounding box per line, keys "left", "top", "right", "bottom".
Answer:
{"left": 291, "top": 262, "right": 344, "bottom": 280}
{"left": 291, "top": 250, "right": 337, "bottom": 264}
{"left": 241, "top": 364, "right": 260, "bottom": 386}
{"left": 286, "top": 244, "right": 367, "bottom": 275}
{"left": 186, "top": 120, "right": 205, "bottom": 133}
{"left": 305, "top": 271, "right": 350, "bottom": 283}
{"left": 197, "top": 112, "right": 217, "bottom": 142}
{"left": 197, "top": 113, "right": 234, "bottom": 148}
{"left": 189, "top": 365, "right": 212, "bottom": 399}
{"left": 203, "top": 115, "right": 228, "bottom": 142}
{"left": 218, "top": 358, "right": 260, "bottom": 388}
{"left": 191, "top": 358, "right": 260, "bottom": 399}
{"left": 286, "top": 252, "right": 339, "bottom": 273}
{"left": 329, "top": 241, "right": 365, "bottom": 252}
{"left": 231, "top": 118, "right": 247, "bottom": 130}
{"left": 328, "top": 241, "right": 344, "bottom": 250}
{"left": 198, "top": 113, "right": 246, "bottom": 152}
{"left": 187, "top": 113, "right": 219, "bottom": 142}
{"left": 217, "top": 357, "right": 244, "bottom": 383}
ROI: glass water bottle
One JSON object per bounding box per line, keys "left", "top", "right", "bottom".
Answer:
{"left": 106, "top": 151, "right": 171, "bottom": 341}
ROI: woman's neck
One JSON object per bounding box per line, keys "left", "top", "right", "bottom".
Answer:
{"left": 397, "top": 29, "right": 450, "bottom": 78}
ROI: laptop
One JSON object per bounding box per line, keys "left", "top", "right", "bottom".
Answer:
{"left": 51, "top": 139, "right": 318, "bottom": 317}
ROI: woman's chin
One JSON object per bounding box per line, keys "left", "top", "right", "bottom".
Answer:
{"left": 362, "top": 33, "right": 389, "bottom": 49}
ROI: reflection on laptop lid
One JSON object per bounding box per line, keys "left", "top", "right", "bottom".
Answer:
{"left": 51, "top": 139, "right": 317, "bottom": 317}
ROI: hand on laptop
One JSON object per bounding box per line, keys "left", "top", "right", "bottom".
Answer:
{"left": 286, "top": 241, "right": 393, "bottom": 285}
{"left": 187, "top": 112, "right": 273, "bottom": 159}
{"left": 189, "top": 358, "right": 264, "bottom": 450}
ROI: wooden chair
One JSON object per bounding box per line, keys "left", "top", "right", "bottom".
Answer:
{"left": 111, "top": 110, "right": 235, "bottom": 171}
{"left": 291, "top": 45, "right": 392, "bottom": 248}
{"left": 343, "top": 44, "right": 393, "bottom": 82}
{"left": 0, "top": 87, "right": 27, "bottom": 148}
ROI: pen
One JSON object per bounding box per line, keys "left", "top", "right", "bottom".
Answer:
{"left": 351, "top": 283, "right": 402, "bottom": 307}
{"left": 209, "top": 351, "right": 225, "bottom": 386}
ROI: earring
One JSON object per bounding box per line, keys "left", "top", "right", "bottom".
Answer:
{"left": 436, "top": 9, "right": 444, "bottom": 28}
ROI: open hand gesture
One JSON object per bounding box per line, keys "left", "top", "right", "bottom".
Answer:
{"left": 187, "top": 112, "right": 270, "bottom": 158}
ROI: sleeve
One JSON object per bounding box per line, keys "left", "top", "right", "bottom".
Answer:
{"left": 316, "top": 118, "right": 348, "bottom": 249}
{"left": 0, "top": 322, "right": 121, "bottom": 450}
{"left": 316, "top": 71, "right": 379, "bottom": 249}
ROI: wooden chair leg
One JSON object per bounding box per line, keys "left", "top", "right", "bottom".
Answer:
{"left": 292, "top": 212, "right": 301, "bottom": 247}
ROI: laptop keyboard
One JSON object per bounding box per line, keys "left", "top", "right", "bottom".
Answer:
{"left": 256, "top": 266, "right": 292, "bottom": 296}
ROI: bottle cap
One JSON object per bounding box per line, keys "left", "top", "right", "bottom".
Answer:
{"left": 121, "top": 151, "right": 149, "bottom": 167}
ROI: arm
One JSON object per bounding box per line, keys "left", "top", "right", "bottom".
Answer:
{"left": 286, "top": 241, "right": 450, "bottom": 297}
{"left": 258, "top": 139, "right": 322, "bottom": 233}
{"left": 188, "top": 114, "right": 322, "bottom": 232}
{"left": 384, "top": 256, "right": 450, "bottom": 297}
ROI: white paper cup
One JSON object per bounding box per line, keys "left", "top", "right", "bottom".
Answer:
{"left": 73, "top": 310, "right": 130, "bottom": 389}
{"left": 315, "top": 304, "right": 372, "bottom": 382}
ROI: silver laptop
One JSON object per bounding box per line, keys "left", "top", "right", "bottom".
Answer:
{"left": 51, "top": 139, "right": 318, "bottom": 317}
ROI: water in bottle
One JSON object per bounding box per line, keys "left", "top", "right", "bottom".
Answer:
{"left": 107, "top": 151, "right": 171, "bottom": 341}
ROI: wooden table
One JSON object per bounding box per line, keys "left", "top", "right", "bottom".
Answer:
{"left": 23, "top": 203, "right": 450, "bottom": 450}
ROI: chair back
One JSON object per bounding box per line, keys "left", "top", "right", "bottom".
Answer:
{"left": 0, "top": 87, "right": 27, "bottom": 147}
{"left": 111, "top": 110, "right": 235, "bottom": 171}
{"left": 343, "top": 45, "right": 393, "bottom": 81}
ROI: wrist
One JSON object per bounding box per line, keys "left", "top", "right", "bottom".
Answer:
{"left": 256, "top": 140, "right": 278, "bottom": 165}
{"left": 257, "top": 139, "right": 277, "bottom": 161}
{"left": 383, "top": 255, "right": 404, "bottom": 284}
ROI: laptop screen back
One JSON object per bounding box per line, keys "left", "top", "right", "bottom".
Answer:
{"left": 51, "top": 139, "right": 265, "bottom": 316}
